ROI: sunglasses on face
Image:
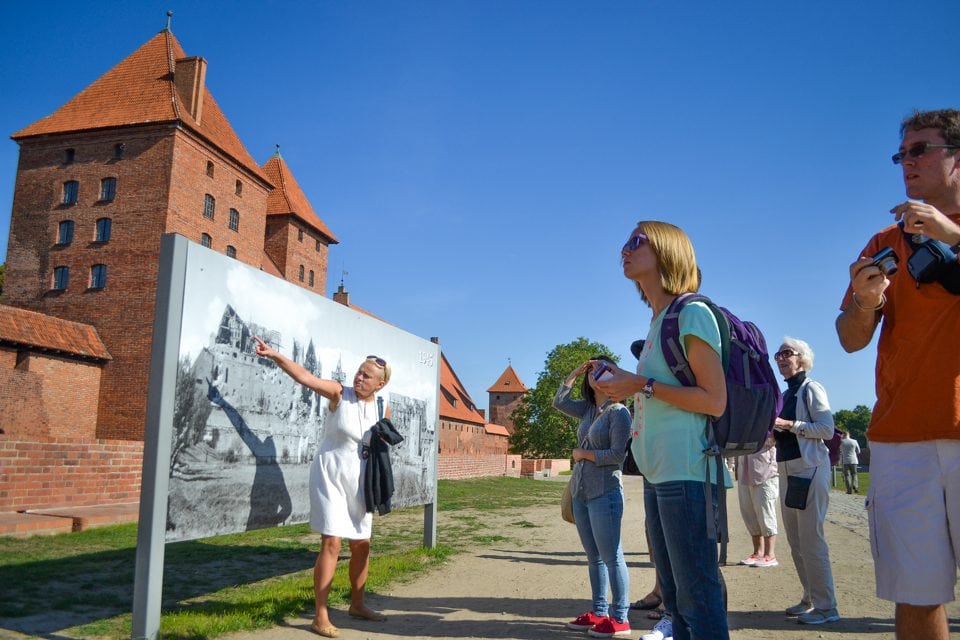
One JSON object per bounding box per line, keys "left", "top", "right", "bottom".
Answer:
{"left": 366, "top": 355, "right": 387, "bottom": 368}
{"left": 774, "top": 350, "right": 799, "bottom": 361}
{"left": 622, "top": 233, "right": 649, "bottom": 253}
{"left": 891, "top": 142, "right": 960, "bottom": 165}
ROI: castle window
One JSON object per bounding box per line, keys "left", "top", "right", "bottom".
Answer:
{"left": 235, "top": 180, "right": 243, "bottom": 196}
{"left": 65, "top": 148, "right": 75, "bottom": 163}
{"left": 95, "top": 218, "right": 112, "bottom": 242}
{"left": 308, "top": 270, "right": 315, "bottom": 287}
{"left": 99, "top": 177, "right": 116, "bottom": 201}
{"left": 226, "top": 245, "right": 236, "bottom": 259}
{"left": 204, "top": 194, "right": 215, "bottom": 219}
{"left": 57, "top": 220, "right": 75, "bottom": 245}
{"left": 229, "top": 208, "right": 239, "bottom": 231}
{"left": 62, "top": 181, "right": 79, "bottom": 205}
{"left": 201, "top": 233, "right": 212, "bottom": 248}
{"left": 53, "top": 266, "right": 69, "bottom": 290}
{"left": 298, "top": 265, "right": 305, "bottom": 282}
{"left": 114, "top": 143, "right": 125, "bottom": 159}
{"left": 298, "top": 228, "right": 304, "bottom": 242}
{"left": 206, "top": 161, "right": 214, "bottom": 177}
{"left": 316, "top": 239, "right": 321, "bottom": 252}
{"left": 90, "top": 264, "right": 107, "bottom": 289}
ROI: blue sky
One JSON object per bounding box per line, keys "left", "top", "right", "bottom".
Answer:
{"left": 2, "top": 1, "right": 959, "bottom": 415}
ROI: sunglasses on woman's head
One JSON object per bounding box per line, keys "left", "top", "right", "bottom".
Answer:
{"left": 366, "top": 355, "right": 387, "bottom": 367}
{"left": 622, "top": 233, "right": 649, "bottom": 253}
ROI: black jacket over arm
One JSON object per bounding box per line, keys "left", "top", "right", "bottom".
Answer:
{"left": 364, "top": 418, "right": 405, "bottom": 515}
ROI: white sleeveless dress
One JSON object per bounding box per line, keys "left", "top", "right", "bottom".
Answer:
{"left": 309, "top": 387, "right": 378, "bottom": 538}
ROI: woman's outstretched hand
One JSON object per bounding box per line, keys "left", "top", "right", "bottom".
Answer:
{"left": 253, "top": 336, "right": 278, "bottom": 360}
{"left": 594, "top": 364, "right": 642, "bottom": 402}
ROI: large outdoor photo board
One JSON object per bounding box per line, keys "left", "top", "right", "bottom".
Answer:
{"left": 164, "top": 240, "right": 440, "bottom": 542}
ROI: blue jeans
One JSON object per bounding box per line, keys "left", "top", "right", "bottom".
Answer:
{"left": 572, "top": 486, "right": 630, "bottom": 622}
{"left": 644, "top": 479, "right": 729, "bottom": 640}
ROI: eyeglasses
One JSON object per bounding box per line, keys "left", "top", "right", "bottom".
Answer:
{"left": 622, "top": 233, "right": 649, "bottom": 253}
{"left": 773, "top": 350, "right": 799, "bottom": 361}
{"left": 891, "top": 142, "right": 960, "bottom": 165}
{"left": 366, "top": 355, "right": 387, "bottom": 368}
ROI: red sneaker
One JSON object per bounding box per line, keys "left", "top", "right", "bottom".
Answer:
{"left": 588, "top": 616, "right": 632, "bottom": 638}
{"left": 567, "top": 612, "right": 606, "bottom": 631}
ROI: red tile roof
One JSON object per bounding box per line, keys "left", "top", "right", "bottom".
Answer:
{"left": 486, "top": 365, "right": 528, "bottom": 393}
{"left": 261, "top": 153, "right": 338, "bottom": 243}
{"left": 440, "top": 352, "right": 486, "bottom": 426}
{"left": 0, "top": 305, "right": 111, "bottom": 361}
{"left": 484, "top": 423, "right": 510, "bottom": 437}
{"left": 11, "top": 30, "right": 270, "bottom": 185}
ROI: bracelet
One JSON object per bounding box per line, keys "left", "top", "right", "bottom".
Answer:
{"left": 852, "top": 292, "right": 885, "bottom": 312}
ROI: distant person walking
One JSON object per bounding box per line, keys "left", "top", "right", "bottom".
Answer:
{"left": 839, "top": 432, "right": 861, "bottom": 494}
{"left": 555, "top": 357, "right": 633, "bottom": 638}
{"left": 254, "top": 337, "right": 390, "bottom": 639}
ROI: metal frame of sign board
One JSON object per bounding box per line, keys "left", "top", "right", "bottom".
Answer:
{"left": 131, "top": 233, "right": 440, "bottom": 640}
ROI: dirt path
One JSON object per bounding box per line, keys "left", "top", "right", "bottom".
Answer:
{"left": 229, "top": 475, "right": 959, "bottom": 639}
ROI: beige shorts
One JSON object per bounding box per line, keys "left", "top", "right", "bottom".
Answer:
{"left": 868, "top": 440, "right": 960, "bottom": 605}
{"left": 737, "top": 477, "right": 779, "bottom": 537}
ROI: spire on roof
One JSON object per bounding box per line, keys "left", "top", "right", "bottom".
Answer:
{"left": 163, "top": 10, "right": 173, "bottom": 33}
{"left": 273, "top": 143, "right": 282, "bottom": 159}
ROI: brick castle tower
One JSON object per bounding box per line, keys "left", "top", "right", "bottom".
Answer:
{"left": 486, "top": 363, "right": 527, "bottom": 435}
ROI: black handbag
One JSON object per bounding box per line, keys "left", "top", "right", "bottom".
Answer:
{"left": 784, "top": 472, "right": 814, "bottom": 510}
{"left": 622, "top": 438, "right": 642, "bottom": 476}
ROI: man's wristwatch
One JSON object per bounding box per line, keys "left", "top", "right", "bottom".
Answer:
{"left": 641, "top": 377, "right": 656, "bottom": 399}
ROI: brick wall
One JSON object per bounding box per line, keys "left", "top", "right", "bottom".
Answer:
{"left": 0, "top": 347, "right": 101, "bottom": 439}
{"left": 520, "top": 458, "right": 571, "bottom": 477}
{"left": 265, "top": 216, "right": 331, "bottom": 295}
{"left": 438, "top": 418, "right": 507, "bottom": 455}
{"left": 0, "top": 437, "right": 143, "bottom": 511}
{"left": 438, "top": 454, "right": 522, "bottom": 480}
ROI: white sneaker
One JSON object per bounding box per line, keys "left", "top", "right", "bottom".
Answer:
{"left": 640, "top": 616, "right": 673, "bottom": 640}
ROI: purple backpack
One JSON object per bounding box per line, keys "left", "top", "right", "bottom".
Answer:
{"left": 660, "top": 293, "right": 783, "bottom": 558}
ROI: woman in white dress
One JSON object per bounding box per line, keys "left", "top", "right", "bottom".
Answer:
{"left": 254, "top": 336, "right": 390, "bottom": 638}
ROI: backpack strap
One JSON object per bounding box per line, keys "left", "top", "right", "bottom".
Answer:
{"left": 661, "top": 293, "right": 729, "bottom": 559}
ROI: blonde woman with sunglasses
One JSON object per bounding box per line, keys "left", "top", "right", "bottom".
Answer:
{"left": 254, "top": 337, "right": 391, "bottom": 638}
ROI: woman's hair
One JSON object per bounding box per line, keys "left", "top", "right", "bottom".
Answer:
{"left": 781, "top": 336, "right": 814, "bottom": 371}
{"left": 366, "top": 356, "right": 392, "bottom": 384}
{"left": 581, "top": 355, "right": 615, "bottom": 405}
{"left": 631, "top": 221, "right": 701, "bottom": 305}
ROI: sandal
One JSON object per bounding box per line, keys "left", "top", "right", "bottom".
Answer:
{"left": 630, "top": 593, "right": 663, "bottom": 611}
{"left": 647, "top": 605, "right": 666, "bottom": 620}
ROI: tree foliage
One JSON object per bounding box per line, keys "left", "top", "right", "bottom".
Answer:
{"left": 508, "top": 337, "right": 618, "bottom": 458}
{"left": 833, "top": 404, "right": 872, "bottom": 447}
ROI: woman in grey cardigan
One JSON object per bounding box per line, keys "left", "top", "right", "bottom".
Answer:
{"left": 772, "top": 337, "right": 840, "bottom": 626}
{"left": 554, "top": 357, "right": 633, "bottom": 638}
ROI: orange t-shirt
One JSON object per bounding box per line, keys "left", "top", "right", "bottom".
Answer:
{"left": 841, "top": 223, "right": 960, "bottom": 442}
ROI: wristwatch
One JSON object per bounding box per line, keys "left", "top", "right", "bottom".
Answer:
{"left": 641, "top": 377, "right": 656, "bottom": 399}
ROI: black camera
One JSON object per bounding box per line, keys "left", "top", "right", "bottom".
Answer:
{"left": 871, "top": 247, "right": 899, "bottom": 276}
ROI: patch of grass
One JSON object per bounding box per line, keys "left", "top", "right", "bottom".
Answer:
{"left": 0, "top": 476, "right": 551, "bottom": 639}
{"left": 830, "top": 469, "right": 870, "bottom": 495}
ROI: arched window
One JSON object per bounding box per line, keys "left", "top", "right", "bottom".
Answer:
{"left": 226, "top": 245, "right": 237, "bottom": 259}
{"left": 298, "top": 265, "right": 305, "bottom": 282}
{"left": 62, "top": 181, "right": 79, "bottom": 205}
{"left": 99, "top": 177, "right": 116, "bottom": 201}
{"left": 90, "top": 264, "right": 107, "bottom": 289}
{"left": 308, "top": 270, "right": 315, "bottom": 287}
{"left": 95, "top": 218, "right": 112, "bottom": 242}
{"left": 58, "top": 220, "right": 75, "bottom": 245}
{"left": 203, "top": 194, "right": 215, "bottom": 219}
{"left": 201, "top": 233, "right": 212, "bottom": 248}
{"left": 53, "top": 266, "right": 69, "bottom": 290}
{"left": 235, "top": 180, "right": 243, "bottom": 196}
{"left": 206, "top": 161, "right": 215, "bottom": 177}
{"left": 229, "top": 208, "right": 239, "bottom": 231}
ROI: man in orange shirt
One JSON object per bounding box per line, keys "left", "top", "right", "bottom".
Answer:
{"left": 837, "top": 109, "right": 960, "bottom": 640}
